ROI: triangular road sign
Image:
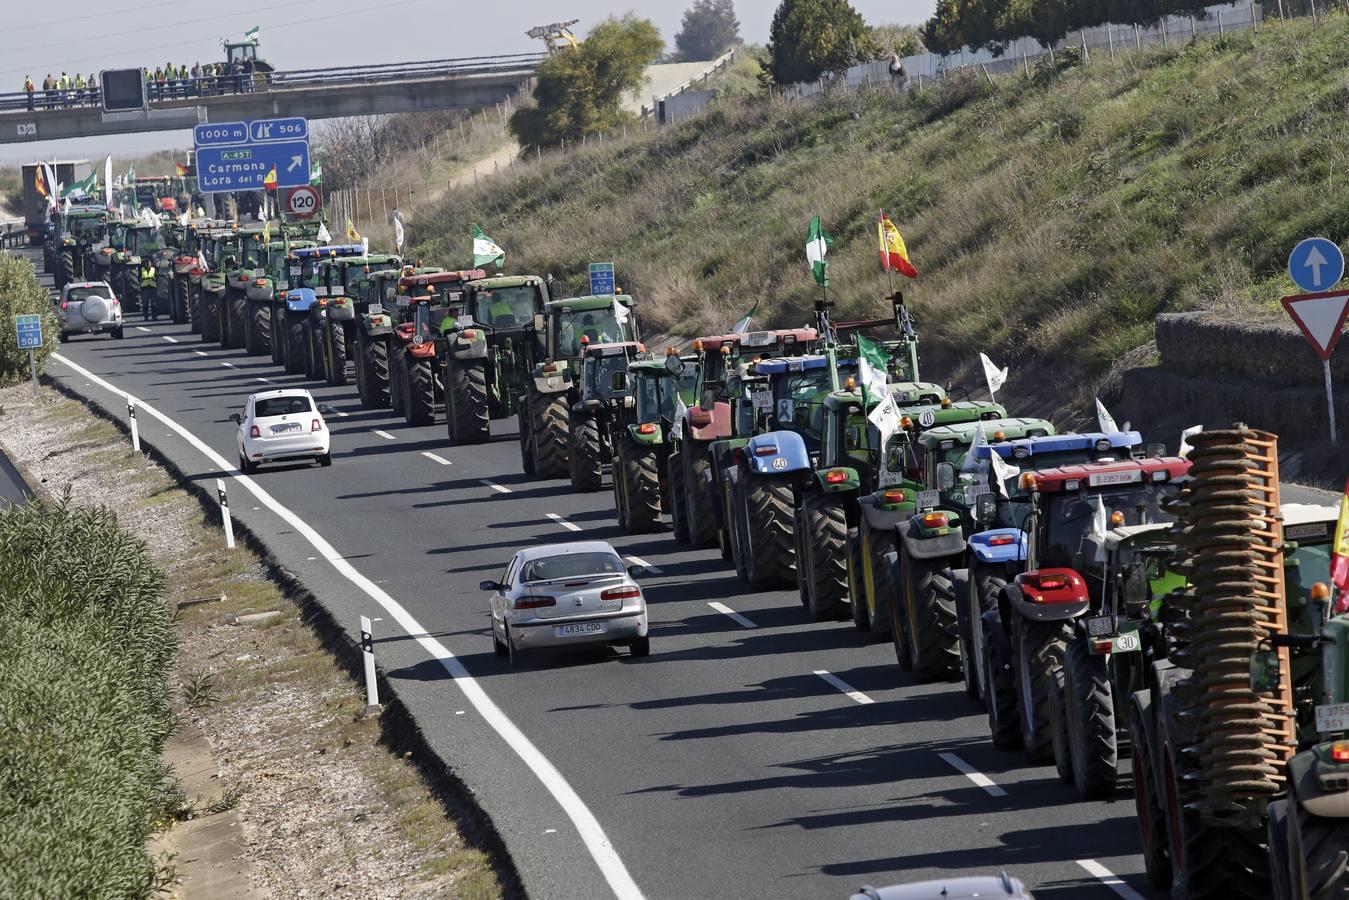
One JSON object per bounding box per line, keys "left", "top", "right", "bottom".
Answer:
{"left": 1281, "top": 289, "right": 1349, "bottom": 360}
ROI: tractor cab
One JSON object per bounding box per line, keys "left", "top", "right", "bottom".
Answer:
{"left": 463, "top": 275, "right": 550, "bottom": 332}
{"left": 546, "top": 295, "right": 638, "bottom": 363}
{"left": 756, "top": 354, "right": 860, "bottom": 454}
{"left": 394, "top": 269, "right": 485, "bottom": 353}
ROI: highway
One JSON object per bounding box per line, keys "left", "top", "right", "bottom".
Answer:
{"left": 21, "top": 248, "right": 1334, "bottom": 899}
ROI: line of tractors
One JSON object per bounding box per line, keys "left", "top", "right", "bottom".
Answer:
{"left": 42, "top": 198, "right": 1349, "bottom": 900}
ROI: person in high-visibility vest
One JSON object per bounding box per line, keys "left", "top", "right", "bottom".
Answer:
{"left": 23, "top": 76, "right": 34, "bottom": 110}
{"left": 484, "top": 292, "right": 516, "bottom": 327}
{"left": 140, "top": 261, "right": 158, "bottom": 319}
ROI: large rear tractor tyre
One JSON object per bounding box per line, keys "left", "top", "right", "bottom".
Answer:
{"left": 962, "top": 563, "right": 1007, "bottom": 702}
{"left": 797, "top": 493, "right": 849, "bottom": 620}
{"left": 618, "top": 434, "right": 661, "bottom": 534}
{"left": 245, "top": 303, "right": 268, "bottom": 356}
{"left": 684, "top": 452, "right": 718, "bottom": 547}
{"left": 226, "top": 289, "right": 246, "bottom": 349}
{"left": 902, "top": 550, "right": 960, "bottom": 681}
{"left": 123, "top": 278, "right": 142, "bottom": 319}
{"left": 188, "top": 285, "right": 202, "bottom": 334}
{"left": 1014, "top": 617, "right": 1071, "bottom": 763}
{"left": 1062, "top": 636, "right": 1118, "bottom": 799}
{"left": 326, "top": 320, "right": 349, "bottom": 386}
{"left": 389, "top": 345, "right": 407, "bottom": 416}
{"left": 1288, "top": 799, "right": 1349, "bottom": 900}
{"left": 357, "top": 331, "right": 390, "bottom": 409}
{"left": 269, "top": 307, "right": 285, "bottom": 365}
{"left": 200, "top": 294, "right": 221, "bottom": 344}
{"left": 848, "top": 530, "right": 871, "bottom": 633}
{"left": 668, "top": 452, "right": 689, "bottom": 543}
{"left": 518, "top": 396, "right": 536, "bottom": 476}
{"left": 284, "top": 317, "right": 305, "bottom": 374}
{"left": 173, "top": 277, "right": 189, "bottom": 325}
{"left": 528, "top": 388, "right": 570, "bottom": 479}
{"left": 982, "top": 611, "right": 1020, "bottom": 749}
{"left": 446, "top": 359, "right": 490, "bottom": 444}
{"left": 57, "top": 249, "right": 74, "bottom": 290}
{"left": 860, "top": 522, "right": 896, "bottom": 639}
{"left": 302, "top": 319, "right": 321, "bottom": 379}
{"left": 404, "top": 357, "right": 435, "bottom": 426}
{"left": 1131, "top": 691, "right": 1172, "bottom": 890}
{"left": 742, "top": 475, "right": 796, "bottom": 589}
{"left": 569, "top": 415, "right": 605, "bottom": 493}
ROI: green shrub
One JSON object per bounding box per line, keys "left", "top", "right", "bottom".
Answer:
{"left": 0, "top": 497, "right": 176, "bottom": 898}
{"left": 0, "top": 253, "right": 59, "bottom": 385}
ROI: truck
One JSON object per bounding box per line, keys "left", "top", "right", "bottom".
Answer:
{"left": 21, "top": 160, "right": 88, "bottom": 246}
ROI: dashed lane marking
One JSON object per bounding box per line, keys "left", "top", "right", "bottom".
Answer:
{"left": 1075, "top": 860, "right": 1146, "bottom": 900}
{"left": 546, "top": 512, "right": 583, "bottom": 532}
{"left": 708, "top": 601, "right": 756, "bottom": 628}
{"left": 372, "top": 429, "right": 396, "bottom": 440}
{"left": 624, "top": 555, "right": 663, "bottom": 575}
{"left": 421, "top": 452, "right": 452, "bottom": 465}
{"left": 135, "top": 325, "right": 151, "bottom": 332}
{"left": 813, "top": 669, "right": 875, "bottom": 705}
{"left": 163, "top": 336, "right": 179, "bottom": 343}
{"left": 938, "top": 752, "right": 1008, "bottom": 798}
{"left": 481, "top": 479, "right": 512, "bottom": 494}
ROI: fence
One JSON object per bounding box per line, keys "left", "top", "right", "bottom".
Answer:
{"left": 639, "top": 49, "right": 738, "bottom": 122}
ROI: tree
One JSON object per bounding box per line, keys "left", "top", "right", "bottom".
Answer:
{"left": 509, "top": 15, "right": 664, "bottom": 151}
{"left": 764, "top": 0, "right": 873, "bottom": 85}
{"left": 868, "top": 24, "right": 926, "bottom": 59}
{"left": 673, "top": 0, "right": 741, "bottom": 62}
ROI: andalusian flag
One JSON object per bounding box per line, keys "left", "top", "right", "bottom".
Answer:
{"left": 806, "top": 216, "right": 831, "bottom": 288}
{"left": 1331, "top": 476, "right": 1349, "bottom": 602}
{"left": 472, "top": 224, "right": 504, "bottom": 268}
{"left": 62, "top": 170, "right": 97, "bottom": 198}
{"left": 878, "top": 212, "right": 918, "bottom": 278}
{"left": 262, "top": 166, "right": 278, "bottom": 191}
{"left": 244, "top": 26, "right": 260, "bottom": 42}
{"left": 855, "top": 333, "right": 889, "bottom": 397}
{"left": 309, "top": 161, "right": 322, "bottom": 185}
{"left": 731, "top": 299, "right": 758, "bottom": 334}
{"left": 346, "top": 219, "right": 362, "bottom": 243}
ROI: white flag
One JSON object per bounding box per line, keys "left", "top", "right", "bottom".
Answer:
{"left": 857, "top": 356, "right": 887, "bottom": 400}
{"left": 43, "top": 162, "right": 59, "bottom": 212}
{"left": 1089, "top": 494, "right": 1111, "bottom": 561}
{"left": 317, "top": 222, "right": 331, "bottom": 244}
{"left": 671, "top": 393, "right": 689, "bottom": 440}
{"left": 731, "top": 314, "right": 751, "bottom": 334}
{"left": 867, "top": 390, "right": 901, "bottom": 443}
{"left": 103, "top": 155, "right": 113, "bottom": 209}
{"left": 197, "top": 249, "right": 207, "bottom": 270}
{"left": 1179, "top": 424, "right": 1202, "bottom": 459}
{"left": 62, "top": 196, "right": 70, "bottom": 215}
{"left": 393, "top": 218, "right": 405, "bottom": 253}
{"left": 1095, "top": 397, "right": 1119, "bottom": 434}
{"left": 361, "top": 236, "right": 369, "bottom": 255}
{"left": 980, "top": 352, "right": 1007, "bottom": 399}
{"left": 962, "top": 423, "right": 989, "bottom": 477}
{"left": 613, "top": 297, "right": 630, "bottom": 328}
{"left": 990, "top": 450, "right": 1019, "bottom": 499}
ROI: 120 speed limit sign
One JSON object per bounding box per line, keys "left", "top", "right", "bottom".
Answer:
{"left": 284, "top": 185, "right": 321, "bottom": 220}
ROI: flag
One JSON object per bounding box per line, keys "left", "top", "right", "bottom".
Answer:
{"left": 980, "top": 352, "right": 1007, "bottom": 399}
{"left": 316, "top": 222, "right": 331, "bottom": 244}
{"left": 963, "top": 423, "right": 989, "bottom": 476}
{"left": 1095, "top": 398, "right": 1119, "bottom": 433}
{"left": 361, "top": 236, "right": 369, "bottom": 255}
{"left": 244, "top": 25, "right": 260, "bottom": 42}
{"left": 263, "top": 166, "right": 278, "bottom": 191}
{"left": 309, "top": 161, "right": 322, "bottom": 185}
{"left": 1177, "top": 424, "right": 1201, "bottom": 458}
{"left": 1090, "top": 494, "right": 1109, "bottom": 561}
{"left": 62, "top": 170, "right": 97, "bottom": 198}
{"left": 197, "top": 249, "right": 207, "bottom": 271}
{"left": 126, "top": 164, "right": 135, "bottom": 184}
{"left": 393, "top": 217, "right": 405, "bottom": 253}
{"left": 472, "top": 224, "right": 504, "bottom": 268}
{"left": 731, "top": 299, "right": 758, "bottom": 334}
{"left": 261, "top": 219, "right": 271, "bottom": 245}
{"left": 856, "top": 333, "right": 889, "bottom": 397}
{"left": 805, "top": 216, "right": 831, "bottom": 288}
{"left": 175, "top": 162, "right": 188, "bottom": 177}
{"left": 612, "top": 297, "right": 630, "bottom": 331}
{"left": 990, "top": 449, "right": 1019, "bottom": 499}
{"left": 878, "top": 212, "right": 918, "bottom": 278}
{"left": 1331, "top": 477, "right": 1349, "bottom": 605}
{"left": 62, "top": 196, "right": 70, "bottom": 215}
{"left": 671, "top": 393, "right": 689, "bottom": 440}
{"left": 34, "top": 165, "right": 48, "bottom": 199}
{"left": 104, "top": 155, "right": 113, "bottom": 209}
{"left": 346, "top": 219, "right": 361, "bottom": 243}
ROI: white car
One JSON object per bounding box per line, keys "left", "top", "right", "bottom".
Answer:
{"left": 231, "top": 388, "right": 331, "bottom": 472}
{"left": 58, "top": 281, "right": 123, "bottom": 341}
{"left": 481, "top": 541, "right": 650, "bottom": 665}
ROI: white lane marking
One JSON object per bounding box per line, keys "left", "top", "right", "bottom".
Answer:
{"left": 625, "top": 555, "right": 663, "bottom": 575}
{"left": 372, "top": 429, "right": 396, "bottom": 440}
{"left": 813, "top": 669, "right": 875, "bottom": 705}
{"left": 193, "top": 350, "right": 208, "bottom": 356}
{"left": 135, "top": 325, "right": 152, "bottom": 332}
{"left": 546, "top": 512, "right": 583, "bottom": 532}
{"left": 481, "top": 479, "right": 511, "bottom": 494}
{"left": 163, "top": 336, "right": 179, "bottom": 343}
{"left": 328, "top": 408, "right": 350, "bottom": 417}
{"left": 938, "top": 752, "right": 1008, "bottom": 798}
{"left": 49, "top": 352, "right": 644, "bottom": 899}
{"left": 221, "top": 362, "right": 235, "bottom": 368}
{"left": 1076, "top": 860, "right": 1146, "bottom": 900}
{"left": 708, "top": 601, "right": 756, "bottom": 629}
{"left": 421, "top": 452, "right": 452, "bottom": 466}
{"left": 255, "top": 377, "right": 271, "bottom": 384}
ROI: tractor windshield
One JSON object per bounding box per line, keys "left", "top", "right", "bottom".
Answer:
{"left": 771, "top": 369, "right": 833, "bottom": 448}
{"left": 585, "top": 353, "right": 632, "bottom": 400}
{"left": 1040, "top": 484, "right": 1181, "bottom": 568}
{"left": 634, "top": 374, "right": 671, "bottom": 422}
{"left": 240, "top": 242, "right": 265, "bottom": 267}
{"left": 70, "top": 217, "right": 105, "bottom": 240}
{"left": 474, "top": 285, "right": 539, "bottom": 328}
{"left": 556, "top": 307, "right": 635, "bottom": 358}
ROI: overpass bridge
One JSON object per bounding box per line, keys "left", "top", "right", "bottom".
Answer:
{"left": 0, "top": 53, "right": 544, "bottom": 145}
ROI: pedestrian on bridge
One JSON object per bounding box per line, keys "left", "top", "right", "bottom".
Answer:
{"left": 190, "top": 62, "right": 202, "bottom": 96}
{"left": 87, "top": 73, "right": 98, "bottom": 105}
{"left": 23, "top": 76, "right": 34, "bottom": 110}
{"left": 42, "top": 74, "right": 54, "bottom": 108}
{"left": 74, "top": 73, "right": 86, "bottom": 105}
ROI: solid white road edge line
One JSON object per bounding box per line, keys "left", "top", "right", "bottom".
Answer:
{"left": 1075, "top": 860, "right": 1146, "bottom": 900}
{"left": 813, "top": 669, "right": 875, "bottom": 705}
{"left": 546, "top": 512, "right": 583, "bottom": 532}
{"left": 937, "top": 752, "right": 1008, "bottom": 798}
{"left": 49, "top": 352, "right": 645, "bottom": 900}
{"left": 372, "top": 429, "right": 396, "bottom": 440}
{"left": 624, "top": 555, "right": 663, "bottom": 575}
{"left": 421, "top": 452, "right": 452, "bottom": 466}
{"left": 707, "top": 601, "right": 756, "bottom": 629}
{"left": 481, "top": 479, "right": 512, "bottom": 494}
{"left": 163, "top": 336, "right": 179, "bottom": 343}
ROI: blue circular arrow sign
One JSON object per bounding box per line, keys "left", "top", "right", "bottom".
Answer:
{"left": 1288, "top": 237, "right": 1345, "bottom": 294}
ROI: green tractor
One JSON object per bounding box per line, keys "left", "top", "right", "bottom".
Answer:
{"left": 262, "top": 237, "right": 318, "bottom": 365}
{"left": 610, "top": 352, "right": 699, "bottom": 534}
{"left": 320, "top": 250, "right": 404, "bottom": 386}
{"left": 519, "top": 295, "right": 638, "bottom": 479}
{"left": 442, "top": 275, "right": 552, "bottom": 445}
{"left": 567, "top": 339, "right": 646, "bottom": 493}
{"left": 197, "top": 227, "right": 242, "bottom": 346}
{"left": 91, "top": 219, "right": 165, "bottom": 319}
{"left": 353, "top": 265, "right": 440, "bottom": 409}
{"left": 54, "top": 206, "right": 111, "bottom": 290}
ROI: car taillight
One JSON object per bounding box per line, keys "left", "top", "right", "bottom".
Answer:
{"left": 882, "top": 489, "right": 907, "bottom": 504}
{"left": 514, "top": 595, "right": 556, "bottom": 609}
{"left": 754, "top": 444, "right": 778, "bottom": 456}
{"left": 311, "top": 418, "right": 322, "bottom": 432}
{"left": 825, "top": 469, "right": 848, "bottom": 484}
{"left": 921, "top": 512, "right": 948, "bottom": 529}
{"left": 989, "top": 534, "right": 1015, "bottom": 546}
{"left": 60, "top": 300, "right": 67, "bottom": 310}
{"left": 600, "top": 586, "right": 642, "bottom": 601}
{"left": 637, "top": 423, "right": 658, "bottom": 435}
{"left": 249, "top": 425, "right": 260, "bottom": 438}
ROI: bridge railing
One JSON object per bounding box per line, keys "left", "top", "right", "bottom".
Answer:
{"left": 0, "top": 52, "right": 545, "bottom": 114}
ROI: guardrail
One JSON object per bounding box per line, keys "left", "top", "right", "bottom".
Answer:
{"left": 0, "top": 52, "right": 545, "bottom": 113}
{"left": 639, "top": 49, "right": 737, "bottom": 121}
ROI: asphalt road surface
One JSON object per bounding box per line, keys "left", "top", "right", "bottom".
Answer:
{"left": 19, "top": 246, "right": 1337, "bottom": 899}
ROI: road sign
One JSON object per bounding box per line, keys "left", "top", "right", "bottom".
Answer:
{"left": 284, "top": 185, "right": 321, "bottom": 220}
{"left": 15, "top": 314, "right": 42, "bottom": 350}
{"left": 1288, "top": 237, "right": 1345, "bottom": 294}
{"left": 196, "top": 141, "right": 311, "bottom": 194}
{"left": 589, "top": 262, "right": 615, "bottom": 296}
{"left": 1281, "top": 289, "right": 1349, "bottom": 360}
{"left": 249, "top": 117, "right": 308, "bottom": 143}
{"left": 194, "top": 121, "right": 249, "bottom": 148}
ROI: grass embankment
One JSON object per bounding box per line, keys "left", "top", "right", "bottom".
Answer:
{"left": 413, "top": 16, "right": 1349, "bottom": 408}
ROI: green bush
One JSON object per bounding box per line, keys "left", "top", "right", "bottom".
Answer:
{"left": 0, "top": 253, "right": 59, "bottom": 385}
{"left": 0, "top": 497, "right": 176, "bottom": 898}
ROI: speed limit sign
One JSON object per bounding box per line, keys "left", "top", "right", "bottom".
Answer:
{"left": 284, "top": 185, "right": 320, "bottom": 220}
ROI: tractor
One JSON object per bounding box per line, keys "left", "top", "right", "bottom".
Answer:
{"left": 388, "top": 269, "right": 485, "bottom": 425}
{"left": 442, "top": 275, "right": 552, "bottom": 444}
{"left": 92, "top": 219, "right": 165, "bottom": 319}
{"left": 54, "top": 206, "right": 111, "bottom": 290}
{"left": 197, "top": 227, "right": 242, "bottom": 346}
{"left": 705, "top": 356, "right": 773, "bottom": 557}
{"left": 260, "top": 236, "right": 318, "bottom": 364}
{"left": 320, "top": 250, "right": 404, "bottom": 386}
{"left": 610, "top": 351, "right": 699, "bottom": 534}
{"left": 278, "top": 245, "right": 362, "bottom": 376}
{"left": 519, "top": 295, "right": 639, "bottom": 479}
{"left": 217, "top": 224, "right": 269, "bottom": 349}
{"left": 566, "top": 340, "right": 646, "bottom": 492}
{"left": 354, "top": 265, "right": 441, "bottom": 410}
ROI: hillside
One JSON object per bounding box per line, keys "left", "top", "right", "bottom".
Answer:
{"left": 411, "top": 16, "right": 1349, "bottom": 413}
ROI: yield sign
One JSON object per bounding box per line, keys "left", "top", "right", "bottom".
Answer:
{"left": 1281, "top": 289, "right": 1349, "bottom": 360}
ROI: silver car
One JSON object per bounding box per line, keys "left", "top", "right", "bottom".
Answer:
{"left": 851, "top": 874, "right": 1034, "bottom": 900}
{"left": 58, "top": 281, "right": 123, "bottom": 341}
{"left": 481, "top": 541, "right": 650, "bottom": 665}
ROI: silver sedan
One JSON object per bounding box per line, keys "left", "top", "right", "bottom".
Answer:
{"left": 481, "top": 541, "right": 650, "bottom": 665}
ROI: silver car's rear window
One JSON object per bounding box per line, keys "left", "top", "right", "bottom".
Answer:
{"left": 66, "top": 287, "right": 111, "bottom": 302}
{"left": 255, "top": 396, "right": 313, "bottom": 417}
{"left": 522, "top": 553, "right": 623, "bottom": 583}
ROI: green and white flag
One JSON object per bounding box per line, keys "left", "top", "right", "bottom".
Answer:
{"left": 309, "top": 161, "right": 322, "bottom": 185}
{"left": 126, "top": 164, "right": 135, "bottom": 185}
{"left": 244, "top": 26, "right": 260, "bottom": 42}
{"left": 856, "top": 333, "right": 889, "bottom": 397}
{"left": 61, "top": 170, "right": 97, "bottom": 198}
{"left": 805, "top": 215, "right": 831, "bottom": 288}
{"left": 731, "top": 299, "right": 758, "bottom": 334}
{"left": 1095, "top": 397, "right": 1118, "bottom": 434}
{"left": 472, "top": 224, "right": 504, "bottom": 268}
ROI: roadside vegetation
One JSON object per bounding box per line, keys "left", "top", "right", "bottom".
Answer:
{"left": 0, "top": 254, "right": 58, "bottom": 384}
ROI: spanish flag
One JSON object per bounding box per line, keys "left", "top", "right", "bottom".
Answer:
{"left": 878, "top": 213, "right": 918, "bottom": 279}
{"left": 34, "top": 165, "right": 48, "bottom": 199}
{"left": 262, "top": 166, "right": 278, "bottom": 191}
{"left": 1332, "top": 476, "right": 1349, "bottom": 608}
{"left": 347, "top": 219, "right": 362, "bottom": 243}
{"left": 175, "top": 162, "right": 189, "bottom": 177}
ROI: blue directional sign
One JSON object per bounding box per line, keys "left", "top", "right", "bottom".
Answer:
{"left": 248, "top": 117, "right": 308, "bottom": 143}
{"left": 1289, "top": 237, "right": 1345, "bottom": 294}
{"left": 589, "top": 262, "right": 615, "bottom": 296}
{"left": 196, "top": 141, "right": 311, "bottom": 193}
{"left": 193, "top": 121, "right": 249, "bottom": 147}
{"left": 15, "top": 314, "right": 42, "bottom": 350}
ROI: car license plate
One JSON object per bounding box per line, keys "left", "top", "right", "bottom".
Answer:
{"left": 271, "top": 422, "right": 301, "bottom": 434}
{"left": 278, "top": 280, "right": 289, "bottom": 290}
{"left": 1315, "top": 702, "right": 1349, "bottom": 733}
{"left": 555, "top": 621, "right": 606, "bottom": 637}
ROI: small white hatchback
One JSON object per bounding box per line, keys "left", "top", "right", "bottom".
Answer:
{"left": 231, "top": 388, "right": 331, "bottom": 472}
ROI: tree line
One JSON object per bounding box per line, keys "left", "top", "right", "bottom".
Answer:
{"left": 922, "top": 0, "right": 1221, "bottom": 54}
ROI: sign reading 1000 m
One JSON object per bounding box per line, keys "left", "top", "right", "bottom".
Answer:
{"left": 193, "top": 118, "right": 310, "bottom": 194}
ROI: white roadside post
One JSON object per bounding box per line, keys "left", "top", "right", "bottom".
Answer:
{"left": 1282, "top": 237, "right": 1349, "bottom": 446}
{"left": 127, "top": 397, "right": 140, "bottom": 453}
{"left": 360, "top": 615, "right": 380, "bottom": 710}
{"left": 216, "top": 478, "right": 235, "bottom": 549}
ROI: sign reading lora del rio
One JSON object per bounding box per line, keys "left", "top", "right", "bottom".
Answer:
{"left": 196, "top": 141, "right": 311, "bottom": 193}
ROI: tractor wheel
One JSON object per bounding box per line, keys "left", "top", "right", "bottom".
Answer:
{"left": 569, "top": 414, "right": 605, "bottom": 492}
{"left": 901, "top": 549, "right": 960, "bottom": 681}
{"left": 244, "top": 303, "right": 268, "bottom": 355}
{"left": 742, "top": 475, "right": 796, "bottom": 589}
{"left": 1050, "top": 669, "right": 1073, "bottom": 784}
{"left": 888, "top": 550, "right": 913, "bottom": 672}
{"left": 357, "top": 330, "right": 390, "bottom": 409}
{"left": 797, "top": 492, "right": 849, "bottom": 620}
{"left": 404, "top": 357, "right": 435, "bottom": 426}
{"left": 188, "top": 284, "right": 202, "bottom": 334}
{"left": 226, "top": 289, "right": 246, "bottom": 348}
{"left": 173, "top": 276, "right": 189, "bottom": 325}
{"left": 1130, "top": 691, "right": 1173, "bottom": 890}
{"left": 57, "top": 249, "right": 73, "bottom": 290}
{"left": 612, "top": 439, "right": 629, "bottom": 530}
{"left": 302, "top": 318, "right": 321, "bottom": 379}
{"left": 962, "top": 563, "right": 1007, "bottom": 702}
{"left": 200, "top": 294, "right": 221, "bottom": 344}
{"left": 1297, "top": 807, "right": 1349, "bottom": 900}
{"left": 446, "top": 358, "right": 489, "bottom": 444}
{"left": 124, "top": 278, "right": 142, "bottom": 320}
{"left": 326, "top": 320, "right": 348, "bottom": 386}
{"left": 860, "top": 521, "right": 896, "bottom": 639}
{"left": 389, "top": 345, "right": 407, "bottom": 416}
{"left": 269, "top": 307, "right": 285, "bottom": 365}
{"left": 527, "top": 387, "right": 569, "bottom": 479}
{"left": 667, "top": 452, "right": 689, "bottom": 543}
{"left": 284, "top": 317, "right": 305, "bottom": 374}
{"left": 1062, "top": 635, "right": 1117, "bottom": 799}
{"left": 518, "top": 396, "right": 536, "bottom": 476}
{"left": 618, "top": 433, "right": 661, "bottom": 534}
{"left": 982, "top": 611, "right": 1020, "bottom": 749}
{"left": 848, "top": 529, "right": 871, "bottom": 633}
{"left": 684, "top": 451, "right": 718, "bottom": 547}
{"left": 1013, "top": 616, "right": 1071, "bottom": 762}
